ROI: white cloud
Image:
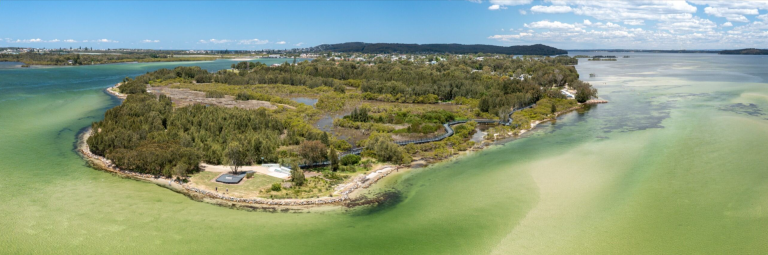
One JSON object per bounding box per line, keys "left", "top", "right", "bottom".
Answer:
{"left": 276, "top": 41, "right": 286, "bottom": 45}
{"left": 295, "top": 42, "right": 304, "bottom": 46}
{"left": 624, "top": 19, "right": 645, "bottom": 26}
{"left": 656, "top": 16, "right": 717, "bottom": 32}
{"left": 486, "top": 0, "right": 532, "bottom": 10}
{"left": 487, "top": 0, "right": 768, "bottom": 49}
{"left": 524, "top": 20, "right": 584, "bottom": 32}
{"left": 96, "top": 39, "right": 117, "bottom": 43}
{"left": 238, "top": 38, "right": 268, "bottom": 45}
{"left": 490, "top": 0, "right": 532, "bottom": 6}
{"left": 199, "top": 39, "right": 233, "bottom": 44}
{"left": 488, "top": 33, "right": 533, "bottom": 41}
{"left": 49, "top": 39, "right": 60, "bottom": 43}
{"left": 519, "top": 9, "right": 527, "bottom": 15}
{"left": 593, "top": 22, "right": 621, "bottom": 29}
{"left": 554, "top": 0, "right": 697, "bottom": 23}
{"left": 141, "top": 39, "right": 160, "bottom": 43}
{"left": 63, "top": 39, "right": 77, "bottom": 43}
{"left": 9, "top": 38, "right": 43, "bottom": 43}
{"left": 703, "top": 7, "right": 758, "bottom": 22}
{"left": 530, "top": 5, "right": 572, "bottom": 13}
{"left": 688, "top": 1, "right": 768, "bottom": 9}
{"left": 689, "top": 0, "right": 768, "bottom": 21}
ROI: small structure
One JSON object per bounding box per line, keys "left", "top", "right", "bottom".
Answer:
{"left": 215, "top": 171, "right": 255, "bottom": 184}
{"left": 560, "top": 89, "right": 575, "bottom": 99}
{"left": 262, "top": 164, "right": 292, "bottom": 179}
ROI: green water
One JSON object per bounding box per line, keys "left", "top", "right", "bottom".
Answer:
{"left": 2, "top": 54, "right": 768, "bottom": 254}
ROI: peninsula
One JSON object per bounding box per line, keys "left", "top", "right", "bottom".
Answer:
{"left": 80, "top": 50, "right": 601, "bottom": 210}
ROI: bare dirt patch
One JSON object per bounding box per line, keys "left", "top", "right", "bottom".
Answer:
{"left": 148, "top": 86, "right": 278, "bottom": 110}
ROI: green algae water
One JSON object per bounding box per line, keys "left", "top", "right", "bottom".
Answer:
{"left": 2, "top": 54, "right": 768, "bottom": 254}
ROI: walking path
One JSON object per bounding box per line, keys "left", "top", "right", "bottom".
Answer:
{"left": 300, "top": 104, "right": 536, "bottom": 168}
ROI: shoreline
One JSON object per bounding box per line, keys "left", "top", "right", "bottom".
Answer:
{"left": 79, "top": 84, "right": 605, "bottom": 211}
{"left": 105, "top": 83, "right": 127, "bottom": 99}
{"left": 2, "top": 58, "right": 220, "bottom": 68}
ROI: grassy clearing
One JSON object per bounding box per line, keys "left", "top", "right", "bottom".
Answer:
{"left": 188, "top": 171, "right": 283, "bottom": 197}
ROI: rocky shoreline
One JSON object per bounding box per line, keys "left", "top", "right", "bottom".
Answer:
{"left": 76, "top": 125, "right": 403, "bottom": 210}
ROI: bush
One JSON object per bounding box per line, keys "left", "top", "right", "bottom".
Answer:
{"left": 360, "top": 132, "right": 412, "bottom": 164}
{"left": 323, "top": 171, "right": 343, "bottom": 180}
{"left": 206, "top": 91, "right": 225, "bottom": 98}
{"left": 235, "top": 92, "right": 253, "bottom": 101}
{"left": 271, "top": 182, "right": 282, "bottom": 191}
{"left": 340, "top": 154, "right": 361, "bottom": 166}
{"left": 246, "top": 172, "right": 254, "bottom": 179}
{"left": 332, "top": 139, "right": 352, "bottom": 151}
{"left": 339, "top": 165, "right": 357, "bottom": 172}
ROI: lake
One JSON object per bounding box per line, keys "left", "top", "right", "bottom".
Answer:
{"left": 1, "top": 54, "right": 767, "bottom": 254}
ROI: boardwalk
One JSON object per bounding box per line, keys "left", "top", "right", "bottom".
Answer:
{"left": 300, "top": 104, "right": 535, "bottom": 168}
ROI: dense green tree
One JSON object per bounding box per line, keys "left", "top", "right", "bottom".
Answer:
{"left": 290, "top": 161, "right": 305, "bottom": 186}
{"left": 572, "top": 80, "right": 597, "bottom": 103}
{"left": 299, "top": 140, "right": 327, "bottom": 165}
{"left": 226, "top": 142, "right": 248, "bottom": 174}
{"left": 340, "top": 154, "right": 361, "bottom": 166}
{"left": 329, "top": 147, "right": 339, "bottom": 171}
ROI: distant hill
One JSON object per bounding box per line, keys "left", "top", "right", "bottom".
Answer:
{"left": 719, "top": 48, "right": 768, "bottom": 55}
{"left": 310, "top": 42, "right": 567, "bottom": 55}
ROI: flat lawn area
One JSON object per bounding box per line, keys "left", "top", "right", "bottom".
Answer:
{"left": 188, "top": 171, "right": 282, "bottom": 198}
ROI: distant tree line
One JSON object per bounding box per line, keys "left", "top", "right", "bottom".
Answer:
{"left": 310, "top": 42, "right": 568, "bottom": 55}
{"left": 719, "top": 48, "right": 768, "bottom": 55}
{"left": 0, "top": 52, "right": 216, "bottom": 66}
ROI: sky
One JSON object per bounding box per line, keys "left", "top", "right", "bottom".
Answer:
{"left": 1, "top": 0, "right": 767, "bottom": 50}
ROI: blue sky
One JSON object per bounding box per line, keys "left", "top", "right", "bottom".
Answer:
{"left": 1, "top": 1, "right": 767, "bottom": 50}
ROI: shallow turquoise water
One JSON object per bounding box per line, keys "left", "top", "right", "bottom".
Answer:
{"left": 2, "top": 55, "right": 768, "bottom": 254}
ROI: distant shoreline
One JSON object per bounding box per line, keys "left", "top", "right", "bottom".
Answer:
{"left": 568, "top": 48, "right": 768, "bottom": 55}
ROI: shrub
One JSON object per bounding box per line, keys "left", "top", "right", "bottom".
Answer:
{"left": 340, "top": 154, "right": 361, "bottom": 166}
{"left": 271, "top": 182, "right": 282, "bottom": 191}
{"left": 323, "top": 171, "right": 342, "bottom": 180}
{"left": 205, "top": 91, "right": 225, "bottom": 98}
{"left": 360, "top": 132, "right": 412, "bottom": 164}
{"left": 332, "top": 139, "right": 352, "bottom": 151}
{"left": 235, "top": 92, "right": 253, "bottom": 101}
{"left": 246, "top": 172, "right": 254, "bottom": 179}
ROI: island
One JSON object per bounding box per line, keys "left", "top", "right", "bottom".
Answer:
{"left": 79, "top": 51, "right": 601, "bottom": 210}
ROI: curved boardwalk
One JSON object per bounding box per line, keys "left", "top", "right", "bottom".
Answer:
{"left": 300, "top": 104, "right": 535, "bottom": 168}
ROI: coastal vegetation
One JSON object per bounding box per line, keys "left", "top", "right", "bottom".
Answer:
{"left": 87, "top": 53, "right": 597, "bottom": 198}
